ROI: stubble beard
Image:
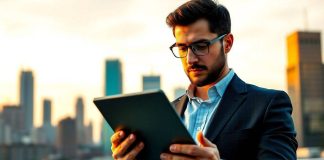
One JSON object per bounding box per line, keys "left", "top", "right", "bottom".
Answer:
{"left": 187, "top": 50, "right": 226, "bottom": 87}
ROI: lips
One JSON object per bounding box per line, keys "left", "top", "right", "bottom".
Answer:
{"left": 188, "top": 68, "right": 205, "bottom": 72}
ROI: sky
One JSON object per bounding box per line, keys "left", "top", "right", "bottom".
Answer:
{"left": 0, "top": 0, "right": 323, "bottom": 143}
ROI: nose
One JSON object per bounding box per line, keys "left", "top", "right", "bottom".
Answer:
{"left": 186, "top": 48, "right": 198, "bottom": 64}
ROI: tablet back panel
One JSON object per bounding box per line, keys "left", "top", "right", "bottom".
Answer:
{"left": 93, "top": 90, "right": 195, "bottom": 160}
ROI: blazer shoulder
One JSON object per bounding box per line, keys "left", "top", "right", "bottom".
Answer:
{"left": 246, "top": 83, "right": 289, "bottom": 99}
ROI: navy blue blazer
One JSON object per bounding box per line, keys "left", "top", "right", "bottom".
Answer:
{"left": 172, "top": 74, "right": 298, "bottom": 160}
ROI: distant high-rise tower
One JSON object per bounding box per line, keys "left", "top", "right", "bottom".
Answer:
{"left": 19, "top": 70, "right": 34, "bottom": 134}
{"left": 286, "top": 31, "right": 324, "bottom": 147}
{"left": 85, "top": 121, "right": 93, "bottom": 145}
{"left": 76, "top": 97, "right": 85, "bottom": 146}
{"left": 42, "top": 99, "right": 55, "bottom": 145}
{"left": 56, "top": 117, "right": 77, "bottom": 159}
{"left": 1, "top": 105, "right": 23, "bottom": 144}
{"left": 142, "top": 75, "right": 161, "bottom": 91}
{"left": 43, "top": 99, "right": 51, "bottom": 125}
{"left": 0, "top": 112, "right": 3, "bottom": 144}
{"left": 105, "top": 59, "right": 123, "bottom": 95}
{"left": 101, "top": 59, "right": 123, "bottom": 154}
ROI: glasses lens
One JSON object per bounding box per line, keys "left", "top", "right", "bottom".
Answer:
{"left": 191, "top": 43, "right": 209, "bottom": 55}
{"left": 171, "top": 46, "right": 187, "bottom": 58}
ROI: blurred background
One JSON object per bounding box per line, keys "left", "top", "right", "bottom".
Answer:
{"left": 0, "top": 0, "right": 323, "bottom": 159}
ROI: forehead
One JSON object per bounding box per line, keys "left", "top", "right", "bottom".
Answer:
{"left": 174, "top": 19, "right": 214, "bottom": 42}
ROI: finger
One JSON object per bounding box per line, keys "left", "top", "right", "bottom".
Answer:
{"left": 160, "top": 153, "right": 194, "bottom": 160}
{"left": 169, "top": 144, "right": 215, "bottom": 157}
{"left": 110, "top": 130, "right": 125, "bottom": 144}
{"left": 196, "top": 131, "right": 216, "bottom": 147}
{"left": 112, "top": 134, "right": 136, "bottom": 159}
{"left": 110, "top": 130, "right": 126, "bottom": 151}
{"left": 124, "top": 142, "right": 144, "bottom": 160}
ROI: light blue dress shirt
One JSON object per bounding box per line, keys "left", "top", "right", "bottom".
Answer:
{"left": 183, "top": 69, "right": 235, "bottom": 142}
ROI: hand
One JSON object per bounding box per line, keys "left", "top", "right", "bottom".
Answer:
{"left": 160, "top": 131, "right": 220, "bottom": 160}
{"left": 110, "top": 130, "right": 144, "bottom": 160}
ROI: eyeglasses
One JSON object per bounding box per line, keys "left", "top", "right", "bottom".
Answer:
{"left": 169, "top": 34, "right": 227, "bottom": 58}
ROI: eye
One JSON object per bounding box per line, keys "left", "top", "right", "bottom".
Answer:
{"left": 178, "top": 46, "right": 188, "bottom": 52}
{"left": 192, "top": 43, "right": 208, "bottom": 51}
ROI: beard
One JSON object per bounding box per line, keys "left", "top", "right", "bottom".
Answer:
{"left": 187, "top": 49, "right": 226, "bottom": 87}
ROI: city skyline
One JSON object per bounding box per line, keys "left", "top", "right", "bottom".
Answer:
{"left": 1, "top": 0, "right": 324, "bottom": 143}
{"left": 0, "top": 71, "right": 95, "bottom": 159}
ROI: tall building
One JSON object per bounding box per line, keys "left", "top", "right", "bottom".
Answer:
{"left": 1, "top": 105, "right": 23, "bottom": 144}
{"left": 19, "top": 70, "right": 34, "bottom": 134}
{"left": 142, "top": 75, "right": 161, "bottom": 91}
{"left": 0, "top": 111, "right": 11, "bottom": 145}
{"left": 101, "top": 59, "right": 123, "bottom": 153}
{"left": 286, "top": 31, "right": 324, "bottom": 147}
{"left": 105, "top": 59, "right": 123, "bottom": 95}
{"left": 76, "top": 97, "right": 85, "bottom": 146}
{"left": 41, "top": 99, "right": 55, "bottom": 145}
{"left": 56, "top": 117, "right": 77, "bottom": 159}
{"left": 85, "top": 121, "right": 93, "bottom": 145}
{"left": 43, "top": 99, "right": 51, "bottom": 125}
{"left": 0, "top": 112, "right": 4, "bottom": 144}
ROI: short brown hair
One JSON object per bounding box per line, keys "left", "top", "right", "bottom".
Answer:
{"left": 166, "top": 0, "right": 231, "bottom": 36}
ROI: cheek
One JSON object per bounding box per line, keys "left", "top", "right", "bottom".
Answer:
{"left": 181, "top": 58, "right": 187, "bottom": 67}
{"left": 181, "top": 59, "right": 189, "bottom": 73}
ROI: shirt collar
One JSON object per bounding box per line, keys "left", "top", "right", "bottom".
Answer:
{"left": 186, "top": 69, "right": 235, "bottom": 102}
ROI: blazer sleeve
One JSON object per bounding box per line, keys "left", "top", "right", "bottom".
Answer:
{"left": 257, "top": 91, "right": 298, "bottom": 160}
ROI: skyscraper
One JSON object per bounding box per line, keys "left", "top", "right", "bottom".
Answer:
{"left": 42, "top": 99, "right": 55, "bottom": 145}
{"left": 43, "top": 99, "right": 51, "bottom": 126}
{"left": 76, "top": 97, "right": 85, "bottom": 146}
{"left": 102, "top": 59, "right": 123, "bottom": 153}
{"left": 142, "top": 75, "right": 161, "bottom": 91}
{"left": 286, "top": 31, "right": 324, "bottom": 147}
{"left": 85, "top": 121, "right": 93, "bottom": 145}
{"left": 0, "top": 112, "right": 3, "bottom": 144}
{"left": 105, "top": 59, "right": 123, "bottom": 95}
{"left": 56, "top": 117, "right": 77, "bottom": 159}
{"left": 1, "top": 105, "right": 23, "bottom": 144}
{"left": 19, "top": 70, "right": 34, "bottom": 135}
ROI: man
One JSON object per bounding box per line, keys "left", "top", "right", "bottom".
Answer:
{"left": 110, "top": 0, "right": 298, "bottom": 159}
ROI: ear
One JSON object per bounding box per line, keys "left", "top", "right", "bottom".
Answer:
{"left": 223, "top": 33, "right": 234, "bottom": 54}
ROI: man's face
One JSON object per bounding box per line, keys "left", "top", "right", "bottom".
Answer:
{"left": 174, "top": 19, "right": 227, "bottom": 87}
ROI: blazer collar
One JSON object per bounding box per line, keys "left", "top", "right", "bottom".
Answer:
{"left": 173, "top": 74, "right": 247, "bottom": 140}
{"left": 173, "top": 94, "right": 188, "bottom": 118}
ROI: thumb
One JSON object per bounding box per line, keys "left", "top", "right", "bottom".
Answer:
{"left": 196, "top": 131, "right": 216, "bottom": 147}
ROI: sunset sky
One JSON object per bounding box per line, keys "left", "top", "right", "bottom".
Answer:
{"left": 0, "top": 0, "right": 323, "bottom": 142}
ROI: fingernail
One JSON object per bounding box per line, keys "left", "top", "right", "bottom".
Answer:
{"left": 139, "top": 142, "right": 144, "bottom": 148}
{"left": 130, "top": 134, "right": 134, "bottom": 140}
{"left": 160, "top": 153, "right": 166, "bottom": 159}
{"left": 170, "top": 145, "right": 176, "bottom": 152}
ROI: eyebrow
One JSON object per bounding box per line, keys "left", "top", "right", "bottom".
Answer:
{"left": 191, "top": 39, "right": 210, "bottom": 44}
{"left": 176, "top": 39, "right": 210, "bottom": 46}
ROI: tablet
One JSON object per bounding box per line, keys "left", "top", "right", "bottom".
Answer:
{"left": 93, "top": 90, "right": 195, "bottom": 160}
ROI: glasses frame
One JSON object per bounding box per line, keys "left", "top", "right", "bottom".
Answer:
{"left": 169, "top": 34, "right": 227, "bottom": 58}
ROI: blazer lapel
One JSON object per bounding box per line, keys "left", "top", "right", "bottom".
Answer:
{"left": 205, "top": 74, "right": 247, "bottom": 141}
{"left": 172, "top": 95, "right": 189, "bottom": 118}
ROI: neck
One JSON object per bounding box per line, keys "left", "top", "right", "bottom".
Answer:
{"left": 195, "top": 66, "right": 230, "bottom": 100}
